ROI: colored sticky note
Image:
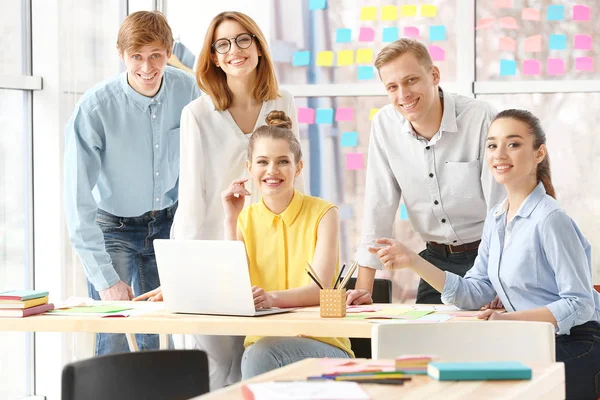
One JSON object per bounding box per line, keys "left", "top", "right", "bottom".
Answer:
{"left": 339, "top": 204, "right": 354, "bottom": 220}
{"left": 547, "top": 58, "right": 565, "bottom": 75}
{"left": 522, "top": 8, "right": 540, "bottom": 21}
{"left": 345, "top": 153, "right": 364, "bottom": 170}
{"left": 573, "top": 5, "right": 591, "bottom": 21}
{"left": 524, "top": 35, "right": 542, "bottom": 52}
{"left": 359, "top": 27, "right": 375, "bottom": 42}
{"left": 429, "top": 25, "right": 446, "bottom": 41}
{"left": 401, "top": 5, "right": 417, "bottom": 17}
{"left": 494, "top": 0, "right": 511, "bottom": 8}
{"left": 575, "top": 57, "right": 594, "bottom": 72}
{"left": 382, "top": 27, "right": 399, "bottom": 43}
{"left": 381, "top": 5, "right": 398, "bottom": 20}
{"left": 404, "top": 26, "right": 420, "bottom": 38}
{"left": 420, "top": 4, "right": 437, "bottom": 17}
{"left": 336, "top": 50, "right": 354, "bottom": 66}
{"left": 292, "top": 51, "right": 310, "bottom": 66}
{"left": 316, "top": 51, "right": 334, "bottom": 66}
{"left": 523, "top": 59, "right": 541, "bottom": 75}
{"left": 399, "top": 204, "right": 408, "bottom": 220}
{"left": 336, "top": 28, "right": 351, "bottom": 43}
{"left": 499, "top": 36, "right": 516, "bottom": 52}
{"left": 356, "top": 48, "right": 373, "bottom": 64}
{"left": 574, "top": 34, "right": 592, "bottom": 50}
{"left": 297, "top": 107, "right": 315, "bottom": 124}
{"left": 360, "top": 6, "right": 377, "bottom": 21}
{"left": 428, "top": 45, "right": 445, "bottom": 61}
{"left": 340, "top": 131, "right": 359, "bottom": 147}
{"left": 549, "top": 34, "right": 567, "bottom": 50}
{"left": 357, "top": 66, "right": 375, "bottom": 80}
{"left": 500, "top": 59, "right": 517, "bottom": 76}
{"left": 335, "top": 108, "right": 354, "bottom": 122}
{"left": 498, "top": 16, "right": 519, "bottom": 30}
{"left": 476, "top": 18, "right": 495, "bottom": 30}
{"left": 308, "top": 0, "right": 327, "bottom": 10}
{"left": 369, "top": 108, "right": 380, "bottom": 120}
{"left": 315, "top": 108, "right": 334, "bottom": 124}
{"left": 547, "top": 5, "right": 565, "bottom": 21}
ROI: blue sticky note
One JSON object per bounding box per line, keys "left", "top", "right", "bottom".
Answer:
{"left": 429, "top": 25, "right": 446, "bottom": 41}
{"left": 292, "top": 51, "right": 310, "bottom": 66}
{"left": 340, "top": 131, "right": 359, "bottom": 147}
{"left": 336, "top": 28, "right": 352, "bottom": 43}
{"left": 309, "top": 0, "right": 327, "bottom": 10}
{"left": 357, "top": 66, "right": 375, "bottom": 80}
{"left": 499, "top": 59, "right": 517, "bottom": 76}
{"left": 382, "top": 27, "right": 399, "bottom": 43}
{"left": 399, "top": 204, "right": 408, "bottom": 220}
{"left": 549, "top": 34, "right": 566, "bottom": 50}
{"left": 547, "top": 5, "right": 564, "bottom": 21}
{"left": 315, "top": 108, "right": 334, "bottom": 124}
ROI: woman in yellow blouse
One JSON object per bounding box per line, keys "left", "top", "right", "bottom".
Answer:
{"left": 222, "top": 110, "right": 353, "bottom": 378}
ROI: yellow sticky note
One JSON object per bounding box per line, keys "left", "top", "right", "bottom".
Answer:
{"left": 369, "top": 108, "right": 380, "bottom": 120}
{"left": 381, "top": 5, "right": 398, "bottom": 20}
{"left": 360, "top": 6, "right": 377, "bottom": 21}
{"left": 316, "top": 51, "right": 334, "bottom": 66}
{"left": 336, "top": 50, "right": 354, "bottom": 66}
{"left": 401, "top": 5, "right": 417, "bottom": 17}
{"left": 420, "top": 4, "right": 437, "bottom": 17}
{"left": 356, "top": 48, "right": 373, "bottom": 64}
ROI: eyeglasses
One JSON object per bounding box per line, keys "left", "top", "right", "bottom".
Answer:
{"left": 212, "top": 33, "right": 256, "bottom": 54}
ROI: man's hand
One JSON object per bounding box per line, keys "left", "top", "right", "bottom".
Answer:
{"left": 482, "top": 296, "right": 504, "bottom": 309}
{"left": 133, "top": 287, "right": 163, "bottom": 302}
{"left": 346, "top": 288, "right": 373, "bottom": 305}
{"left": 99, "top": 280, "right": 134, "bottom": 301}
{"left": 368, "top": 238, "right": 417, "bottom": 270}
{"left": 477, "top": 309, "right": 507, "bottom": 321}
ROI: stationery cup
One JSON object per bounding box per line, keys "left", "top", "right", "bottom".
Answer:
{"left": 320, "top": 289, "right": 346, "bottom": 318}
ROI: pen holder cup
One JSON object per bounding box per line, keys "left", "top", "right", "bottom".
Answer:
{"left": 320, "top": 289, "right": 346, "bottom": 318}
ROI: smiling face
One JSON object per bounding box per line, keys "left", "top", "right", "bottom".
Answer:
{"left": 247, "top": 137, "right": 302, "bottom": 197}
{"left": 121, "top": 43, "right": 170, "bottom": 97}
{"left": 211, "top": 19, "right": 261, "bottom": 80}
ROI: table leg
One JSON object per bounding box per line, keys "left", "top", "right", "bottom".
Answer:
{"left": 159, "top": 334, "right": 169, "bottom": 350}
{"left": 125, "top": 333, "right": 139, "bottom": 352}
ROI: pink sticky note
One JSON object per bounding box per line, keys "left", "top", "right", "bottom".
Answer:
{"left": 358, "top": 27, "right": 375, "bottom": 42}
{"left": 574, "top": 34, "right": 592, "bottom": 50}
{"left": 523, "top": 59, "right": 541, "bottom": 75}
{"left": 576, "top": 57, "right": 594, "bottom": 72}
{"left": 494, "top": 0, "right": 511, "bottom": 8}
{"left": 345, "top": 153, "right": 364, "bottom": 170}
{"left": 573, "top": 5, "right": 591, "bottom": 21}
{"left": 547, "top": 58, "right": 565, "bottom": 75}
{"left": 335, "top": 107, "right": 354, "bottom": 122}
{"left": 475, "top": 18, "right": 495, "bottom": 30}
{"left": 403, "top": 26, "right": 420, "bottom": 38}
{"left": 522, "top": 8, "right": 540, "bottom": 21}
{"left": 498, "top": 16, "right": 519, "bottom": 30}
{"left": 499, "top": 36, "right": 516, "bottom": 52}
{"left": 297, "top": 107, "right": 315, "bottom": 124}
{"left": 524, "top": 35, "right": 542, "bottom": 52}
{"left": 428, "top": 45, "right": 445, "bottom": 61}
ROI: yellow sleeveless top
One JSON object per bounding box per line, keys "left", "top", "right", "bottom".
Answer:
{"left": 237, "top": 190, "right": 353, "bottom": 357}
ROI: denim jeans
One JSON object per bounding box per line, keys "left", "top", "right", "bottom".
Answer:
{"left": 555, "top": 321, "right": 600, "bottom": 400}
{"left": 416, "top": 244, "right": 478, "bottom": 304}
{"left": 88, "top": 203, "right": 176, "bottom": 355}
{"left": 241, "top": 337, "right": 351, "bottom": 379}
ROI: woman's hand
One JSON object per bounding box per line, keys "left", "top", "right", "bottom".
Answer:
{"left": 477, "top": 309, "right": 507, "bottom": 320}
{"left": 482, "top": 296, "right": 504, "bottom": 310}
{"left": 252, "top": 286, "right": 273, "bottom": 310}
{"left": 221, "top": 178, "right": 250, "bottom": 220}
{"left": 368, "top": 238, "right": 418, "bottom": 270}
{"left": 132, "top": 287, "right": 163, "bottom": 302}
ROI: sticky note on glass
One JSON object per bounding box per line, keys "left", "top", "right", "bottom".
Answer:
{"left": 345, "top": 153, "right": 364, "bottom": 170}
{"left": 381, "top": 5, "right": 398, "bottom": 20}
{"left": 399, "top": 204, "right": 408, "bottom": 220}
{"left": 404, "top": 26, "right": 420, "bottom": 38}
{"left": 524, "top": 35, "right": 542, "bottom": 52}
{"left": 309, "top": 0, "right": 327, "bottom": 10}
{"left": 359, "top": 27, "right": 375, "bottom": 42}
{"left": 523, "top": 59, "right": 541, "bottom": 75}
{"left": 574, "top": 34, "right": 592, "bottom": 50}
{"left": 499, "top": 36, "right": 516, "bottom": 52}
{"left": 494, "top": 0, "right": 511, "bottom": 8}
{"left": 298, "top": 107, "right": 315, "bottom": 124}
{"left": 498, "top": 16, "right": 519, "bottom": 30}
{"left": 547, "top": 5, "right": 564, "bottom": 21}
{"left": 293, "top": 51, "right": 310, "bottom": 66}
{"left": 337, "top": 50, "right": 354, "bottom": 66}
{"left": 428, "top": 45, "right": 445, "bottom": 61}
{"left": 420, "top": 4, "right": 437, "bottom": 17}
{"left": 369, "top": 108, "right": 380, "bottom": 120}
{"left": 500, "top": 59, "right": 517, "bottom": 76}
{"left": 547, "top": 58, "right": 565, "bottom": 75}
{"left": 340, "top": 131, "right": 359, "bottom": 147}
{"left": 383, "top": 27, "right": 399, "bottom": 43}
{"left": 336, "top": 28, "right": 351, "bottom": 43}
{"left": 522, "top": 8, "right": 540, "bottom": 21}
{"left": 357, "top": 66, "right": 374, "bottom": 80}
{"left": 573, "top": 5, "right": 591, "bottom": 21}
{"left": 335, "top": 108, "right": 354, "bottom": 122}
{"left": 401, "top": 5, "right": 417, "bottom": 17}
{"left": 429, "top": 25, "right": 446, "bottom": 41}
{"left": 316, "top": 51, "right": 334, "bottom": 66}
{"left": 360, "top": 6, "right": 377, "bottom": 21}
{"left": 356, "top": 49, "right": 373, "bottom": 64}
{"left": 476, "top": 18, "right": 495, "bottom": 30}
{"left": 575, "top": 57, "right": 594, "bottom": 72}
{"left": 549, "top": 34, "right": 567, "bottom": 50}
{"left": 315, "top": 108, "right": 334, "bottom": 124}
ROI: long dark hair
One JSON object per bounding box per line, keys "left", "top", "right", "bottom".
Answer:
{"left": 493, "top": 109, "right": 556, "bottom": 199}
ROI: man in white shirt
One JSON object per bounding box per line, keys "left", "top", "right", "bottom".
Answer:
{"left": 347, "top": 39, "right": 504, "bottom": 305}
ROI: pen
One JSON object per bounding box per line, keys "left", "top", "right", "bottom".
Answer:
{"left": 305, "top": 269, "right": 324, "bottom": 289}
{"left": 333, "top": 264, "right": 346, "bottom": 289}
{"left": 305, "top": 262, "right": 325, "bottom": 288}
{"left": 338, "top": 261, "right": 359, "bottom": 289}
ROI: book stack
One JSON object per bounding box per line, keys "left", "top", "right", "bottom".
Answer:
{"left": 427, "top": 361, "right": 532, "bottom": 381}
{"left": 0, "top": 290, "right": 54, "bottom": 317}
{"left": 395, "top": 355, "right": 437, "bottom": 374}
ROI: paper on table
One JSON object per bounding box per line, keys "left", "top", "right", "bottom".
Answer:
{"left": 47, "top": 304, "right": 133, "bottom": 317}
{"left": 416, "top": 313, "right": 454, "bottom": 322}
{"left": 242, "top": 381, "right": 369, "bottom": 400}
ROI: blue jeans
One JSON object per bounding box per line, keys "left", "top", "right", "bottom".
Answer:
{"left": 88, "top": 203, "right": 176, "bottom": 355}
{"left": 241, "top": 337, "right": 351, "bottom": 379}
{"left": 555, "top": 321, "right": 600, "bottom": 400}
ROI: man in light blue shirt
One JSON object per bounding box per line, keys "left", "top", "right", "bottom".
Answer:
{"left": 64, "top": 11, "right": 200, "bottom": 355}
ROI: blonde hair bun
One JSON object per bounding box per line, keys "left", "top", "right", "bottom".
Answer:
{"left": 265, "top": 110, "right": 292, "bottom": 130}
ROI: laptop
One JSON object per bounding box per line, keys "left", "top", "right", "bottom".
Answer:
{"left": 154, "top": 239, "right": 293, "bottom": 317}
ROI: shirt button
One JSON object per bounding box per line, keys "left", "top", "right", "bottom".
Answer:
{"left": 155, "top": 144, "right": 159, "bottom": 148}
{"left": 425, "top": 146, "right": 430, "bottom": 150}
{"left": 441, "top": 218, "right": 446, "bottom": 223}
{"left": 157, "top": 102, "right": 161, "bottom": 105}
{"left": 152, "top": 115, "right": 156, "bottom": 119}
{"left": 453, "top": 240, "right": 457, "bottom": 243}
{"left": 434, "top": 200, "right": 439, "bottom": 205}
{"left": 155, "top": 198, "right": 159, "bottom": 202}
{"left": 429, "top": 173, "right": 434, "bottom": 178}
{"left": 155, "top": 172, "right": 159, "bottom": 176}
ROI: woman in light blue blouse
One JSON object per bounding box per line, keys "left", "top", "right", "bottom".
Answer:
{"left": 369, "top": 109, "right": 600, "bottom": 399}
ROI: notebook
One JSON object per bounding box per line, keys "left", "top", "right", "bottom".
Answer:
{"left": 0, "top": 290, "right": 49, "bottom": 301}
{"left": 0, "top": 296, "right": 49, "bottom": 309}
{"left": 427, "top": 361, "right": 532, "bottom": 381}
{"left": 0, "top": 303, "right": 54, "bottom": 318}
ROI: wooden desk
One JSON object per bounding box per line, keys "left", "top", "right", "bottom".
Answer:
{"left": 194, "top": 359, "right": 565, "bottom": 400}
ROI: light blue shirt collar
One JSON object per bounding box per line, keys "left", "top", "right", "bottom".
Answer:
{"left": 119, "top": 71, "right": 166, "bottom": 111}
{"left": 493, "top": 182, "right": 547, "bottom": 219}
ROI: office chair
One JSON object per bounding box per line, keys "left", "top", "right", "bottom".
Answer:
{"left": 61, "top": 350, "right": 209, "bottom": 400}
{"left": 345, "top": 277, "right": 392, "bottom": 359}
